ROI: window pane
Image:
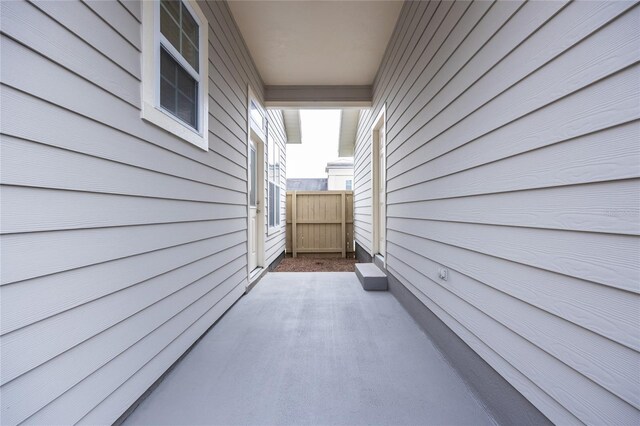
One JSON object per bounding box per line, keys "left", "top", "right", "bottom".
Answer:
{"left": 160, "top": 2, "right": 180, "bottom": 53}
{"left": 249, "top": 147, "right": 256, "bottom": 207}
{"left": 160, "top": 48, "right": 176, "bottom": 82}
{"left": 177, "top": 67, "right": 196, "bottom": 101}
{"left": 161, "top": 1, "right": 199, "bottom": 73}
{"left": 182, "top": 39, "right": 199, "bottom": 72}
{"left": 162, "top": 0, "right": 180, "bottom": 21}
{"left": 267, "top": 141, "right": 280, "bottom": 228}
{"left": 160, "top": 47, "right": 198, "bottom": 129}
{"left": 160, "top": 76, "right": 176, "bottom": 113}
{"left": 182, "top": 3, "right": 199, "bottom": 47}
{"left": 160, "top": 48, "right": 177, "bottom": 113}
{"left": 177, "top": 93, "right": 196, "bottom": 128}
{"left": 250, "top": 101, "right": 263, "bottom": 129}
{"left": 275, "top": 146, "right": 280, "bottom": 179}
{"left": 268, "top": 182, "right": 275, "bottom": 227}
{"left": 275, "top": 186, "right": 280, "bottom": 225}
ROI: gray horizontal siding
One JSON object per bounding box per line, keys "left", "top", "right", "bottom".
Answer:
{"left": 0, "top": 0, "right": 264, "bottom": 424}
{"left": 264, "top": 109, "right": 287, "bottom": 265}
{"left": 354, "top": 1, "right": 640, "bottom": 424}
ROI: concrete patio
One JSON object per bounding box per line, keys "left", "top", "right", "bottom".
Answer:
{"left": 123, "top": 272, "right": 495, "bottom": 425}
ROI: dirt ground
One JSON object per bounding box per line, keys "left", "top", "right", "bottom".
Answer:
{"left": 274, "top": 257, "right": 358, "bottom": 272}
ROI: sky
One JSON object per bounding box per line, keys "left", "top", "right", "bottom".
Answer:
{"left": 286, "top": 110, "right": 345, "bottom": 179}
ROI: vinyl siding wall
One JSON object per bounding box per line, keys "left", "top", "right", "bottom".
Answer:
{"left": 354, "top": 1, "right": 640, "bottom": 424}
{"left": 265, "top": 109, "right": 288, "bottom": 265}
{"left": 0, "top": 0, "right": 284, "bottom": 424}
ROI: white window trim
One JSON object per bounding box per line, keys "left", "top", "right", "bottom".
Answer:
{"left": 246, "top": 86, "right": 266, "bottom": 282}
{"left": 267, "top": 127, "right": 283, "bottom": 236}
{"left": 141, "top": 0, "right": 209, "bottom": 151}
{"left": 371, "top": 103, "right": 386, "bottom": 265}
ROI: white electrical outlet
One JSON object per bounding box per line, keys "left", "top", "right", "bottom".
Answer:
{"left": 438, "top": 268, "right": 448, "bottom": 281}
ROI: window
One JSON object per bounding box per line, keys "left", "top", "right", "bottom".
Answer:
{"left": 249, "top": 145, "right": 257, "bottom": 207}
{"left": 141, "top": 0, "right": 209, "bottom": 150}
{"left": 345, "top": 179, "right": 353, "bottom": 190}
{"left": 250, "top": 100, "right": 265, "bottom": 131}
{"left": 160, "top": 48, "right": 198, "bottom": 128}
{"left": 268, "top": 131, "right": 281, "bottom": 230}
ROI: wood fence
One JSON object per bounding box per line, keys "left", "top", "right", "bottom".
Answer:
{"left": 286, "top": 191, "right": 354, "bottom": 257}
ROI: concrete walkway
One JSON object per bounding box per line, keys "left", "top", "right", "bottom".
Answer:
{"left": 124, "top": 272, "right": 495, "bottom": 426}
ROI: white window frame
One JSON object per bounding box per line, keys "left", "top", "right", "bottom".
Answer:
{"left": 371, "top": 104, "right": 386, "bottom": 264}
{"left": 345, "top": 179, "right": 352, "bottom": 190}
{"left": 141, "top": 0, "right": 209, "bottom": 151}
{"left": 267, "top": 127, "right": 283, "bottom": 234}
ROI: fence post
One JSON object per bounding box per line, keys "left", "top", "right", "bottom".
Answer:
{"left": 341, "top": 191, "right": 346, "bottom": 258}
{"left": 292, "top": 191, "right": 297, "bottom": 258}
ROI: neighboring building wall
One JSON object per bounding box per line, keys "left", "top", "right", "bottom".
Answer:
{"left": 286, "top": 178, "right": 328, "bottom": 191}
{"left": 327, "top": 170, "right": 354, "bottom": 190}
{"left": 326, "top": 160, "right": 354, "bottom": 190}
{"left": 354, "top": 1, "right": 639, "bottom": 424}
{"left": 265, "top": 109, "right": 287, "bottom": 266}
{"left": 0, "top": 1, "right": 280, "bottom": 424}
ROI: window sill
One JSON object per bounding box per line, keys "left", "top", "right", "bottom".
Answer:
{"left": 141, "top": 101, "right": 208, "bottom": 151}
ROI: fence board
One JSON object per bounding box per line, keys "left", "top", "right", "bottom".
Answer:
{"left": 286, "top": 191, "right": 354, "bottom": 257}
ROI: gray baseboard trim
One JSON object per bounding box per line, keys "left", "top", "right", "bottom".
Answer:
{"left": 355, "top": 242, "right": 372, "bottom": 264}
{"left": 386, "top": 271, "right": 551, "bottom": 426}
{"left": 373, "top": 254, "right": 385, "bottom": 270}
{"left": 246, "top": 251, "right": 285, "bottom": 293}
{"left": 268, "top": 251, "right": 285, "bottom": 271}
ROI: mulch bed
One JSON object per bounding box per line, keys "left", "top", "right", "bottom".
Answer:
{"left": 274, "top": 257, "right": 358, "bottom": 272}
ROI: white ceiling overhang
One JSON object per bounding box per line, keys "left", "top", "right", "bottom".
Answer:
{"left": 338, "top": 109, "right": 360, "bottom": 157}
{"left": 228, "top": 0, "right": 402, "bottom": 151}
{"left": 282, "top": 109, "right": 302, "bottom": 144}
{"left": 228, "top": 0, "right": 403, "bottom": 89}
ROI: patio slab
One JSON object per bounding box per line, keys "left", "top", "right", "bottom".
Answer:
{"left": 124, "top": 272, "right": 495, "bottom": 426}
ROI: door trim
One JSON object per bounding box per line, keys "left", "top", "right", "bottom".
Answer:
{"left": 246, "top": 86, "right": 266, "bottom": 287}
{"left": 371, "top": 104, "right": 386, "bottom": 266}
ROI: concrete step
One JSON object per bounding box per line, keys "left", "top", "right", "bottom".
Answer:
{"left": 355, "top": 263, "right": 387, "bottom": 291}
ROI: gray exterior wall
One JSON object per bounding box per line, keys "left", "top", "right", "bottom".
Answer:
{"left": 265, "top": 109, "right": 287, "bottom": 264}
{"left": 354, "top": 1, "right": 640, "bottom": 424}
{"left": 0, "top": 0, "right": 284, "bottom": 424}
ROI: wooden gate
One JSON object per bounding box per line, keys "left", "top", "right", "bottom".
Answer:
{"left": 286, "top": 191, "right": 354, "bottom": 258}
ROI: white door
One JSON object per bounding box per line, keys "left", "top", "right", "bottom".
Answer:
{"left": 378, "top": 127, "right": 386, "bottom": 257}
{"left": 248, "top": 140, "right": 258, "bottom": 272}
